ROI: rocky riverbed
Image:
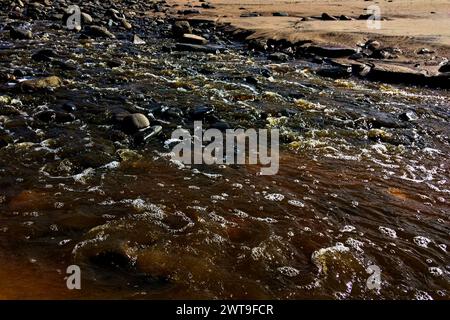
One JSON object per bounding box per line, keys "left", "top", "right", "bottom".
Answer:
{"left": 0, "top": 0, "right": 449, "bottom": 299}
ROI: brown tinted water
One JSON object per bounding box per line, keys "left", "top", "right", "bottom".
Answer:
{"left": 0, "top": 20, "right": 449, "bottom": 299}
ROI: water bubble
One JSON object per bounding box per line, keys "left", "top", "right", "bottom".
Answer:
{"left": 378, "top": 226, "right": 397, "bottom": 239}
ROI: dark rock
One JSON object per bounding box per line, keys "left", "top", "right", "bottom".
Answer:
{"left": 178, "top": 9, "right": 200, "bottom": 15}
{"left": 366, "top": 40, "right": 381, "bottom": 51}
{"left": 438, "top": 62, "right": 450, "bottom": 73}
{"left": 306, "top": 45, "right": 357, "bottom": 58}
{"left": 32, "top": 49, "right": 58, "bottom": 62}
{"left": 190, "top": 105, "right": 214, "bottom": 120}
{"left": 321, "top": 13, "right": 338, "bottom": 21}
{"left": 35, "top": 110, "right": 76, "bottom": 123}
{"left": 316, "top": 66, "right": 352, "bottom": 79}
{"left": 370, "top": 49, "right": 396, "bottom": 59}
{"left": 399, "top": 111, "right": 419, "bottom": 122}
{"left": 10, "top": 28, "right": 32, "bottom": 40}
{"left": 240, "top": 12, "right": 260, "bottom": 17}
{"left": 367, "top": 63, "right": 426, "bottom": 85}
{"left": 247, "top": 38, "right": 268, "bottom": 51}
{"left": 209, "top": 120, "right": 231, "bottom": 131}
{"left": 174, "top": 43, "right": 224, "bottom": 53}
{"left": 245, "top": 76, "right": 259, "bottom": 85}
{"left": 273, "top": 12, "right": 289, "bottom": 17}
{"left": 339, "top": 15, "right": 353, "bottom": 20}
{"left": 201, "top": 3, "right": 215, "bottom": 9}
{"left": 62, "top": 102, "right": 77, "bottom": 112}
{"left": 268, "top": 52, "right": 289, "bottom": 62}
{"left": 172, "top": 21, "right": 192, "bottom": 38}
{"left": 84, "top": 25, "right": 115, "bottom": 39}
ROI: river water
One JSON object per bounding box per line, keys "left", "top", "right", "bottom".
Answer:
{"left": 0, "top": 18, "right": 449, "bottom": 299}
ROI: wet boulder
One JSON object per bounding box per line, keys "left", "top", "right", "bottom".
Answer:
{"left": 305, "top": 45, "right": 357, "bottom": 58}
{"left": 121, "top": 113, "right": 150, "bottom": 132}
{"left": 366, "top": 63, "right": 426, "bottom": 85}
{"left": 321, "top": 13, "right": 337, "bottom": 21}
{"left": 399, "top": 111, "right": 419, "bottom": 122}
{"left": 84, "top": 25, "right": 115, "bottom": 39}
{"left": 172, "top": 20, "right": 192, "bottom": 38}
{"left": 9, "top": 27, "right": 33, "bottom": 40}
{"left": 268, "top": 52, "right": 289, "bottom": 62}
{"left": 316, "top": 66, "right": 352, "bottom": 79}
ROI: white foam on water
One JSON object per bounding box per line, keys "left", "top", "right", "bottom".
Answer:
{"left": 288, "top": 199, "right": 305, "bottom": 207}
{"left": 340, "top": 225, "right": 356, "bottom": 233}
{"left": 414, "top": 290, "right": 433, "bottom": 300}
{"left": 264, "top": 193, "right": 285, "bottom": 201}
{"left": 428, "top": 267, "right": 443, "bottom": 277}
{"left": 277, "top": 266, "right": 300, "bottom": 277}
{"left": 378, "top": 226, "right": 397, "bottom": 239}
{"left": 413, "top": 236, "right": 431, "bottom": 248}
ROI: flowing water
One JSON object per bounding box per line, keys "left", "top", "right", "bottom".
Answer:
{"left": 0, "top": 18, "right": 449, "bottom": 299}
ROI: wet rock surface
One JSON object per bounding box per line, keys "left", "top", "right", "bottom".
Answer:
{"left": 0, "top": 0, "right": 449, "bottom": 300}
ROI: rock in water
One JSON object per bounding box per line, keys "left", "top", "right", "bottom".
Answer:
{"left": 268, "top": 52, "right": 289, "bottom": 62}
{"left": 10, "top": 28, "right": 33, "bottom": 40}
{"left": 438, "top": 62, "right": 450, "bottom": 73}
{"left": 132, "top": 34, "right": 146, "bottom": 45}
{"left": 172, "top": 21, "right": 192, "bottom": 38}
{"left": 122, "top": 113, "right": 150, "bottom": 132}
{"left": 181, "top": 33, "right": 208, "bottom": 45}
{"left": 321, "top": 13, "right": 337, "bottom": 21}
{"left": 316, "top": 66, "right": 352, "bottom": 79}
{"left": 20, "top": 76, "right": 63, "bottom": 91}
{"left": 84, "top": 25, "right": 116, "bottom": 39}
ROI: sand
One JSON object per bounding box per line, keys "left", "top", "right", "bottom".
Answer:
{"left": 164, "top": 0, "right": 450, "bottom": 58}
